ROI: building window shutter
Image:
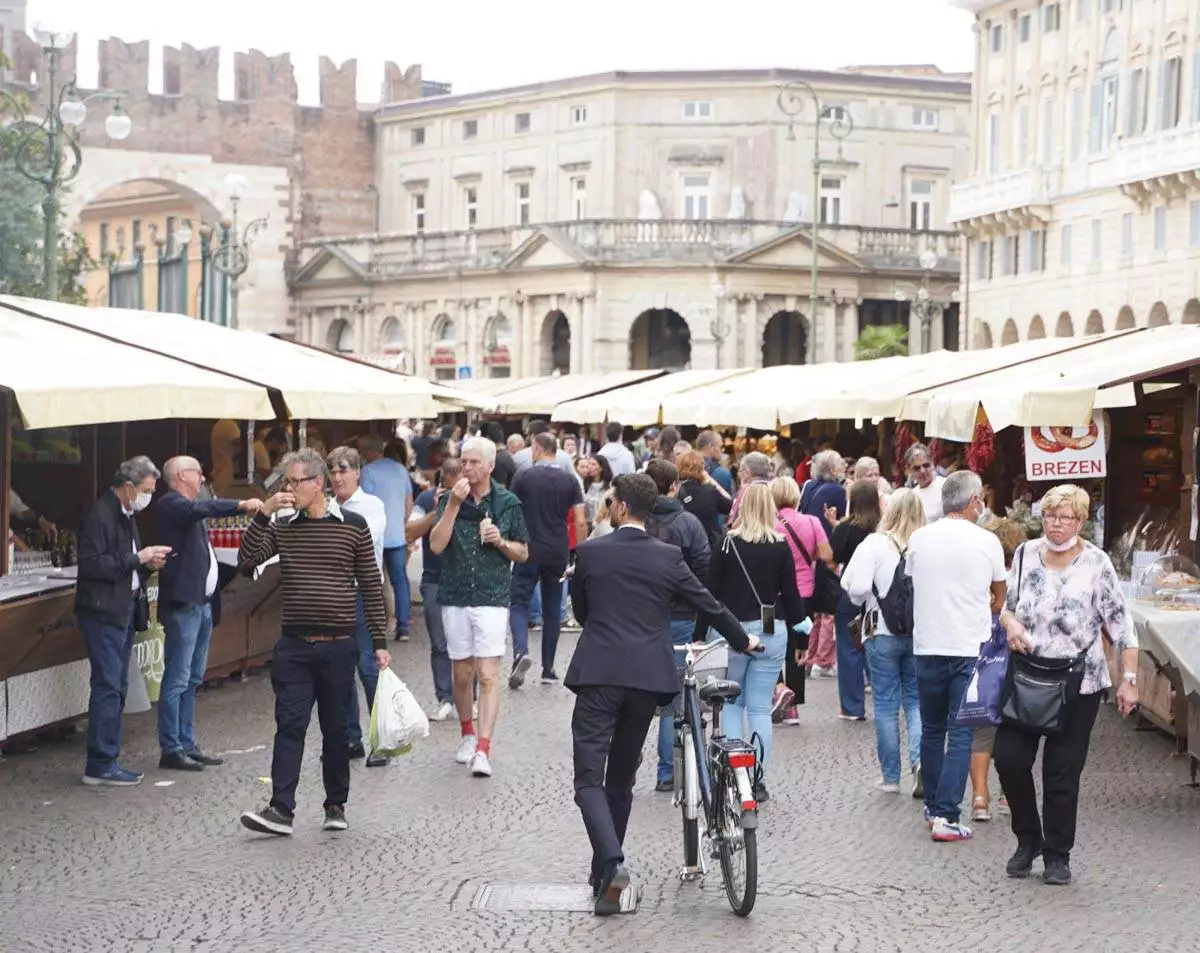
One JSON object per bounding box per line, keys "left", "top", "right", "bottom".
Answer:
{"left": 1088, "top": 83, "right": 1103, "bottom": 153}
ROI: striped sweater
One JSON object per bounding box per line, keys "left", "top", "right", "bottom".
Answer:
{"left": 238, "top": 504, "right": 388, "bottom": 650}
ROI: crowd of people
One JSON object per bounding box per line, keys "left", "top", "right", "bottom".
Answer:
{"left": 68, "top": 419, "right": 1143, "bottom": 902}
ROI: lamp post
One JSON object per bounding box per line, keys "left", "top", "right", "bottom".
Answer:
{"left": 777, "top": 81, "right": 853, "bottom": 364}
{"left": 893, "top": 249, "right": 944, "bottom": 354}
{"left": 209, "top": 173, "right": 267, "bottom": 329}
{"left": 0, "top": 26, "right": 133, "bottom": 300}
{"left": 709, "top": 280, "right": 730, "bottom": 370}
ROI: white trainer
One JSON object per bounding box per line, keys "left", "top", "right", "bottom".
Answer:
{"left": 430, "top": 701, "right": 455, "bottom": 722}
{"left": 470, "top": 750, "right": 493, "bottom": 778}
{"left": 455, "top": 734, "right": 478, "bottom": 765}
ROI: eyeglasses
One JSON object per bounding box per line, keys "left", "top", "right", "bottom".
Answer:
{"left": 911, "top": 461, "right": 934, "bottom": 471}
{"left": 280, "top": 475, "right": 320, "bottom": 491}
{"left": 1043, "top": 513, "right": 1081, "bottom": 525}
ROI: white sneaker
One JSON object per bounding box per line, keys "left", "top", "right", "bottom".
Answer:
{"left": 470, "top": 750, "right": 493, "bottom": 778}
{"left": 454, "top": 734, "right": 478, "bottom": 765}
{"left": 876, "top": 780, "right": 901, "bottom": 794}
{"left": 430, "top": 701, "right": 455, "bottom": 722}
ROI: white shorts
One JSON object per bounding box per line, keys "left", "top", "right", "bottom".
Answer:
{"left": 441, "top": 606, "right": 509, "bottom": 661}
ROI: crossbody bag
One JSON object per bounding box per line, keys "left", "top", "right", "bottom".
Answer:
{"left": 780, "top": 515, "right": 841, "bottom": 615}
{"left": 725, "top": 536, "right": 777, "bottom": 633}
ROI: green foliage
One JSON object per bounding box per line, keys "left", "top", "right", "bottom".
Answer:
{"left": 854, "top": 324, "right": 910, "bottom": 361}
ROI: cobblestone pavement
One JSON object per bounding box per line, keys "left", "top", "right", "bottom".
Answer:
{"left": 4, "top": 623, "right": 1200, "bottom": 953}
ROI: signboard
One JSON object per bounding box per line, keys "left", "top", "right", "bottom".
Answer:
{"left": 457, "top": 366, "right": 473, "bottom": 380}
{"left": 1024, "top": 413, "right": 1107, "bottom": 481}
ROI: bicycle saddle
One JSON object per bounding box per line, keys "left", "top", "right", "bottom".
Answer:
{"left": 698, "top": 678, "right": 742, "bottom": 704}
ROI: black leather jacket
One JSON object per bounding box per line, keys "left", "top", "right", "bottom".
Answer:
{"left": 75, "top": 492, "right": 150, "bottom": 627}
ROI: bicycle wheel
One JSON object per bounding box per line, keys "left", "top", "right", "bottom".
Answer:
{"left": 717, "top": 771, "right": 757, "bottom": 916}
{"left": 680, "top": 732, "right": 699, "bottom": 868}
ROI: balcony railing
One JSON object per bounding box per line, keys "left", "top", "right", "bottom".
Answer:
{"left": 300, "top": 220, "right": 961, "bottom": 279}
{"left": 949, "top": 168, "right": 1053, "bottom": 223}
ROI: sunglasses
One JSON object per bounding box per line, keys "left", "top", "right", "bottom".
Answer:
{"left": 911, "top": 462, "right": 934, "bottom": 471}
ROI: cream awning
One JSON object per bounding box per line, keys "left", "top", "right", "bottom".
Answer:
{"left": 552, "top": 369, "right": 755, "bottom": 426}
{"left": 484, "top": 371, "right": 665, "bottom": 415}
{"left": 0, "top": 297, "right": 496, "bottom": 421}
{"left": 909, "top": 325, "right": 1200, "bottom": 440}
{"left": 0, "top": 306, "right": 274, "bottom": 429}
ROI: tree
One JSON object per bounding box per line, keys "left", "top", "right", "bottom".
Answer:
{"left": 854, "top": 324, "right": 909, "bottom": 361}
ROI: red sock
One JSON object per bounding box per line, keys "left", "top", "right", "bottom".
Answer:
{"left": 460, "top": 719, "right": 475, "bottom": 737}
{"left": 477, "top": 737, "right": 491, "bottom": 756}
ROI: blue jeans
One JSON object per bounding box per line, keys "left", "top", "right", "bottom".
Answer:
{"left": 530, "top": 582, "right": 569, "bottom": 627}
{"left": 835, "top": 593, "right": 867, "bottom": 718}
{"left": 80, "top": 605, "right": 136, "bottom": 775}
{"left": 916, "top": 655, "right": 976, "bottom": 823}
{"left": 656, "top": 619, "right": 699, "bottom": 783}
{"left": 510, "top": 558, "right": 566, "bottom": 674}
{"left": 723, "top": 620, "right": 788, "bottom": 782}
{"left": 865, "top": 635, "right": 922, "bottom": 784}
{"left": 157, "top": 602, "right": 215, "bottom": 754}
{"left": 421, "top": 580, "right": 453, "bottom": 703}
{"left": 383, "top": 546, "right": 411, "bottom": 636}
{"left": 347, "top": 594, "right": 379, "bottom": 746}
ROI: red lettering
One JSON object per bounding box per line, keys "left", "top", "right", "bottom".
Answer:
{"left": 1029, "top": 458, "right": 1105, "bottom": 479}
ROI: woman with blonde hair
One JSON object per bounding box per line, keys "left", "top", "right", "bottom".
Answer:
{"left": 841, "top": 488, "right": 925, "bottom": 795}
{"left": 696, "top": 482, "right": 808, "bottom": 801}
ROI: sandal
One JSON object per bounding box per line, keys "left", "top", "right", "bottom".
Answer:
{"left": 972, "top": 796, "right": 991, "bottom": 823}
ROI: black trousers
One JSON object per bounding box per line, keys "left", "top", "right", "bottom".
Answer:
{"left": 269, "top": 635, "right": 358, "bottom": 815}
{"left": 572, "top": 685, "right": 660, "bottom": 880}
{"left": 992, "top": 690, "right": 1102, "bottom": 862}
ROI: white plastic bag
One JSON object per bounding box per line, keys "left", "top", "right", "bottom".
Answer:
{"left": 368, "top": 668, "right": 430, "bottom": 757}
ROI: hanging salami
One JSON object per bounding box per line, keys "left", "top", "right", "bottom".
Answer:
{"left": 967, "top": 419, "right": 996, "bottom": 474}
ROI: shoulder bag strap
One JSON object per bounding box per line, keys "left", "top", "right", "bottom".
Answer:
{"left": 725, "top": 536, "right": 768, "bottom": 609}
{"left": 780, "top": 515, "right": 815, "bottom": 568}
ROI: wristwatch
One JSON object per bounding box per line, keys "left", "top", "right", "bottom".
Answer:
{"left": 1122, "top": 671, "right": 1138, "bottom": 686}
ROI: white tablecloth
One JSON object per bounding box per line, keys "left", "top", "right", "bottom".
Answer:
{"left": 1131, "top": 603, "right": 1200, "bottom": 699}
{"left": 213, "top": 548, "right": 278, "bottom": 578}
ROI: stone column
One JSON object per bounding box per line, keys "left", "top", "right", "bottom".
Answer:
{"left": 463, "top": 299, "right": 479, "bottom": 374}
{"left": 580, "top": 291, "right": 597, "bottom": 372}
{"left": 514, "top": 293, "right": 529, "bottom": 377}
{"left": 742, "top": 294, "right": 762, "bottom": 368}
{"left": 570, "top": 292, "right": 586, "bottom": 374}
{"left": 843, "top": 301, "right": 860, "bottom": 362}
{"left": 354, "top": 304, "right": 369, "bottom": 356}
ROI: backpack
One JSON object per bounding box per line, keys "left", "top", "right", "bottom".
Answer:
{"left": 645, "top": 506, "right": 701, "bottom": 570}
{"left": 872, "top": 535, "right": 914, "bottom": 636}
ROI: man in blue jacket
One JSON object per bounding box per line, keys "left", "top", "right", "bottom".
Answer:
{"left": 156, "top": 456, "right": 261, "bottom": 771}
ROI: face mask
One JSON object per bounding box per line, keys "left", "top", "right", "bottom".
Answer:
{"left": 131, "top": 491, "right": 152, "bottom": 513}
{"left": 1044, "top": 535, "right": 1078, "bottom": 553}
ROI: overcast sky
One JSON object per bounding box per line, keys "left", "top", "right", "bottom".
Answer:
{"left": 27, "top": 0, "right": 975, "bottom": 103}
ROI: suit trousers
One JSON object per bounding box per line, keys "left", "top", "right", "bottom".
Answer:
{"left": 572, "top": 684, "right": 659, "bottom": 880}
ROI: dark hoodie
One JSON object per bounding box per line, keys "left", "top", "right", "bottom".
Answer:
{"left": 647, "top": 496, "right": 712, "bottom": 619}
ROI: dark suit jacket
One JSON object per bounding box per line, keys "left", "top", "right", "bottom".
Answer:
{"left": 565, "top": 526, "right": 749, "bottom": 700}
{"left": 76, "top": 491, "right": 150, "bottom": 627}
{"left": 156, "top": 490, "right": 239, "bottom": 622}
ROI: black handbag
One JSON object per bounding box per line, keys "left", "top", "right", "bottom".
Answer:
{"left": 781, "top": 518, "right": 840, "bottom": 616}
{"left": 999, "top": 545, "right": 1097, "bottom": 738}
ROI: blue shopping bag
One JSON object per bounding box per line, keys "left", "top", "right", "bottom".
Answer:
{"left": 955, "top": 617, "right": 1010, "bottom": 728}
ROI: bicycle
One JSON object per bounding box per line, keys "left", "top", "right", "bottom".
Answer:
{"left": 672, "top": 638, "right": 760, "bottom": 917}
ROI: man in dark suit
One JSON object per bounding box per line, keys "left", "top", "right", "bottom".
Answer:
{"left": 156, "top": 456, "right": 262, "bottom": 771}
{"left": 566, "top": 473, "right": 758, "bottom": 915}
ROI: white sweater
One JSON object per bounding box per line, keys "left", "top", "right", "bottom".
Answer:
{"left": 840, "top": 532, "right": 906, "bottom": 636}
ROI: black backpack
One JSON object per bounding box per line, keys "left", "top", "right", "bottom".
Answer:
{"left": 646, "top": 506, "right": 685, "bottom": 547}
{"left": 873, "top": 536, "right": 914, "bottom": 636}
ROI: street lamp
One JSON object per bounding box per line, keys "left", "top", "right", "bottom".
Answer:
{"left": 709, "top": 280, "right": 730, "bottom": 370}
{"left": 893, "top": 249, "right": 944, "bottom": 354}
{"left": 208, "top": 173, "right": 267, "bottom": 329}
{"left": 0, "top": 26, "right": 134, "bottom": 300}
{"left": 777, "top": 81, "right": 853, "bottom": 364}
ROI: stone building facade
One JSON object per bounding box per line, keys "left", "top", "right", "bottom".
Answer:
{"left": 950, "top": 0, "right": 1200, "bottom": 347}
{"left": 291, "top": 68, "right": 972, "bottom": 378}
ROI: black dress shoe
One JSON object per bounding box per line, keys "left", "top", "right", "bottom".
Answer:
{"left": 186, "top": 749, "right": 224, "bottom": 766}
{"left": 365, "top": 752, "right": 389, "bottom": 768}
{"left": 594, "top": 862, "right": 630, "bottom": 916}
{"left": 654, "top": 778, "right": 674, "bottom": 793}
{"left": 159, "top": 751, "right": 204, "bottom": 771}
{"left": 347, "top": 742, "right": 366, "bottom": 759}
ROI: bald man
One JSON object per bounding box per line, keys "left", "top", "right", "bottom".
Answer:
{"left": 155, "top": 456, "right": 261, "bottom": 771}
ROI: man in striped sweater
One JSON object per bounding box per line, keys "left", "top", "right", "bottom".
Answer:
{"left": 238, "top": 448, "right": 391, "bottom": 837}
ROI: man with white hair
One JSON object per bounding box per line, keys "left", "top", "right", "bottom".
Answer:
{"left": 430, "top": 436, "right": 529, "bottom": 778}
{"left": 905, "top": 469, "right": 1006, "bottom": 844}
{"left": 506, "top": 433, "right": 526, "bottom": 456}
{"left": 156, "top": 457, "right": 262, "bottom": 772}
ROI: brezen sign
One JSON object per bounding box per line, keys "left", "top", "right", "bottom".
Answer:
{"left": 1024, "top": 413, "right": 1107, "bottom": 481}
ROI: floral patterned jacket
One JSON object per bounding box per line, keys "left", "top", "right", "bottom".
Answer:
{"left": 1005, "top": 539, "right": 1137, "bottom": 695}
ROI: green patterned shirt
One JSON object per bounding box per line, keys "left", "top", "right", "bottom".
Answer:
{"left": 436, "top": 481, "right": 528, "bottom": 607}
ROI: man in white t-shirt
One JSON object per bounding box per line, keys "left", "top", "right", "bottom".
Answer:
{"left": 905, "top": 443, "right": 946, "bottom": 522}
{"left": 905, "top": 469, "right": 1006, "bottom": 845}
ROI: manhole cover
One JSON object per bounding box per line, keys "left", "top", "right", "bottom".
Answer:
{"left": 471, "top": 883, "right": 640, "bottom": 914}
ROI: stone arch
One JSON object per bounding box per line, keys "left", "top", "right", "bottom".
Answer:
{"left": 483, "top": 312, "right": 514, "bottom": 378}
{"left": 630, "top": 309, "right": 692, "bottom": 370}
{"left": 429, "top": 312, "right": 460, "bottom": 380}
{"left": 1148, "top": 301, "right": 1170, "bottom": 327}
{"left": 1084, "top": 310, "right": 1104, "bottom": 335}
{"left": 1000, "top": 318, "right": 1019, "bottom": 346}
{"left": 541, "top": 310, "right": 571, "bottom": 375}
{"left": 973, "top": 321, "right": 994, "bottom": 349}
{"left": 761, "top": 310, "right": 807, "bottom": 366}
{"left": 1115, "top": 305, "right": 1135, "bottom": 329}
{"left": 326, "top": 317, "right": 355, "bottom": 353}
{"left": 1028, "top": 314, "right": 1046, "bottom": 339}
{"left": 1183, "top": 299, "right": 1200, "bottom": 325}
{"left": 379, "top": 315, "right": 405, "bottom": 353}
{"left": 1054, "top": 312, "right": 1073, "bottom": 338}
{"left": 67, "top": 173, "right": 224, "bottom": 230}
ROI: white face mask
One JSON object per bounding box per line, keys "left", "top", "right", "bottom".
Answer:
{"left": 1043, "top": 535, "right": 1078, "bottom": 553}
{"left": 131, "top": 491, "right": 153, "bottom": 513}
